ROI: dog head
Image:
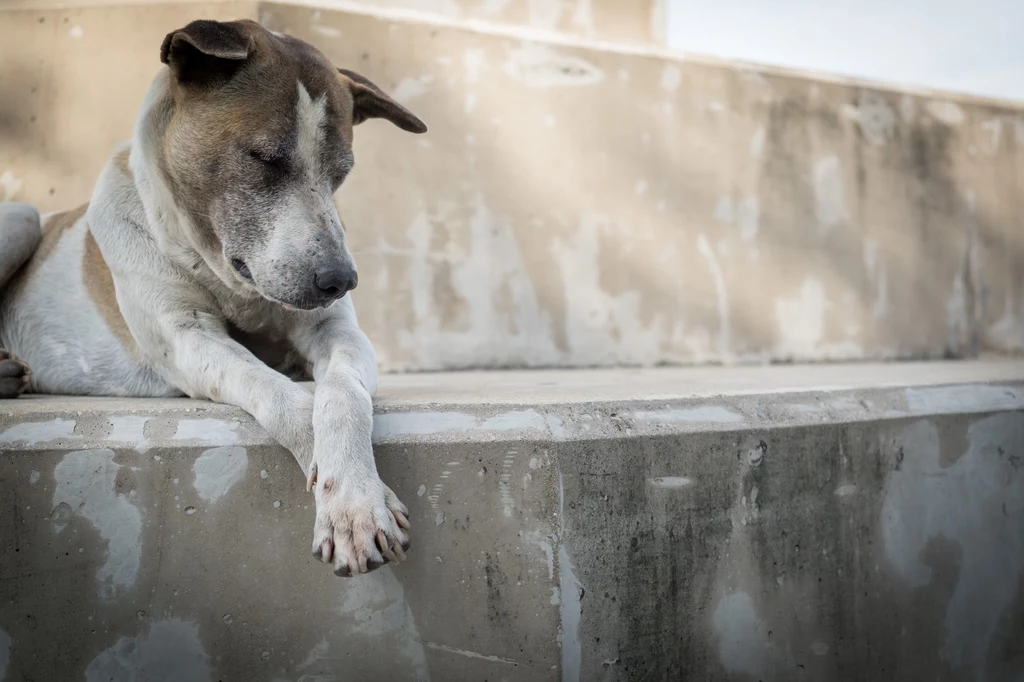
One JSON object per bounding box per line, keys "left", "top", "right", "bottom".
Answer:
{"left": 156, "top": 19, "right": 425, "bottom": 309}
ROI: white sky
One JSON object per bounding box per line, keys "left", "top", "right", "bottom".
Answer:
{"left": 665, "top": 0, "right": 1024, "bottom": 102}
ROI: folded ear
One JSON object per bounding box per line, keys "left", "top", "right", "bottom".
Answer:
{"left": 160, "top": 20, "right": 254, "bottom": 85}
{"left": 338, "top": 68, "right": 428, "bottom": 134}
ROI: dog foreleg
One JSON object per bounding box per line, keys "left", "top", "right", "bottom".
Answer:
{"left": 157, "top": 314, "right": 316, "bottom": 472}
{"left": 290, "top": 301, "right": 410, "bottom": 578}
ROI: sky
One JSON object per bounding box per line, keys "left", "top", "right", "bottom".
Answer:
{"left": 664, "top": 0, "right": 1024, "bottom": 102}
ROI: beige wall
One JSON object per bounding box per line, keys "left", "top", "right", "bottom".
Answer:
{"left": 295, "top": 0, "right": 667, "bottom": 44}
{"left": 4, "top": 0, "right": 665, "bottom": 44}
{"left": 1, "top": 2, "right": 1023, "bottom": 371}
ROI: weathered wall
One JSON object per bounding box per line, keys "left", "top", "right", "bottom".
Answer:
{"left": 266, "top": 0, "right": 667, "bottom": 44}
{"left": 1, "top": 364, "right": 1022, "bottom": 681}
{"left": 4, "top": 0, "right": 665, "bottom": 44}
{"left": 265, "top": 5, "right": 1024, "bottom": 370}
{"left": 1, "top": 3, "right": 1023, "bottom": 372}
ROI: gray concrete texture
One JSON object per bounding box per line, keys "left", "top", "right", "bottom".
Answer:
{"left": 1, "top": 2, "right": 1023, "bottom": 372}
{"left": 292, "top": 0, "right": 668, "bottom": 44}
{"left": 2, "top": 0, "right": 666, "bottom": 45}
{"left": 1, "top": 360, "right": 1023, "bottom": 681}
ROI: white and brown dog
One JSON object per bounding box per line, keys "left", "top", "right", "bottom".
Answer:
{"left": 0, "top": 19, "right": 427, "bottom": 577}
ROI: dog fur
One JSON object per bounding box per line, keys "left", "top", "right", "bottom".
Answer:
{"left": 0, "top": 19, "right": 427, "bottom": 577}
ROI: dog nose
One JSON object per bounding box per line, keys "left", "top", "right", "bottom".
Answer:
{"left": 313, "top": 267, "right": 358, "bottom": 302}
{"left": 314, "top": 267, "right": 358, "bottom": 299}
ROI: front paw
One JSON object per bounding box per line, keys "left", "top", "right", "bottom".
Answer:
{"left": 307, "top": 463, "right": 411, "bottom": 577}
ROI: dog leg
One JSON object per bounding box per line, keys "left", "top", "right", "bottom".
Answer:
{"left": 158, "top": 320, "right": 317, "bottom": 466}
{"left": 291, "top": 302, "right": 409, "bottom": 578}
{"left": 160, "top": 316, "right": 406, "bottom": 576}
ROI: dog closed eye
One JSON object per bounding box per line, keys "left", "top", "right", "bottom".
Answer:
{"left": 247, "top": 148, "right": 288, "bottom": 173}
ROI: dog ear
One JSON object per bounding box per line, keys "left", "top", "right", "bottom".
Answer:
{"left": 338, "top": 68, "right": 428, "bottom": 134}
{"left": 161, "top": 20, "right": 253, "bottom": 85}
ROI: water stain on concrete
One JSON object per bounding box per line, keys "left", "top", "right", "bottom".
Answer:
{"left": 882, "top": 415, "right": 1024, "bottom": 678}
{"left": 192, "top": 446, "right": 248, "bottom": 503}
{"left": 52, "top": 448, "right": 142, "bottom": 598}
{"left": 85, "top": 619, "right": 211, "bottom": 682}
{"left": 0, "top": 418, "right": 76, "bottom": 446}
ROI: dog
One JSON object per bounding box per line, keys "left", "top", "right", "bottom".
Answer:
{"left": 0, "top": 18, "right": 428, "bottom": 578}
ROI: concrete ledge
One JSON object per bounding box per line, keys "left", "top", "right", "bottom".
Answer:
{"left": 1, "top": 361, "right": 1023, "bottom": 681}
{"left": 2, "top": 361, "right": 1023, "bottom": 449}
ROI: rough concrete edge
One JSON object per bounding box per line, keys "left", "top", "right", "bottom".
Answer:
{"left": 369, "top": 380, "right": 1024, "bottom": 444}
{"left": 261, "top": 0, "right": 1024, "bottom": 111}
{"left": 2, "top": 0, "right": 253, "bottom": 9}
{"left": 7, "top": 0, "right": 1019, "bottom": 110}
{"left": 2, "top": 381, "right": 1021, "bottom": 453}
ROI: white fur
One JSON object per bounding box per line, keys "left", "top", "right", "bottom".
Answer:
{"left": 296, "top": 81, "right": 327, "bottom": 177}
{"left": 0, "top": 207, "right": 172, "bottom": 397}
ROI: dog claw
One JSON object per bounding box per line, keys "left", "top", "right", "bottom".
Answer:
{"left": 377, "top": 531, "right": 398, "bottom": 563}
{"left": 317, "top": 539, "right": 333, "bottom": 563}
{"left": 314, "top": 479, "right": 411, "bottom": 576}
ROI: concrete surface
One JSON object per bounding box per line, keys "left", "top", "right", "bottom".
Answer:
{"left": 1, "top": 2, "right": 1023, "bottom": 372}
{"left": 289, "top": 0, "right": 667, "bottom": 44}
{"left": 3, "top": 0, "right": 665, "bottom": 45}
{"left": 1, "top": 360, "right": 1022, "bottom": 681}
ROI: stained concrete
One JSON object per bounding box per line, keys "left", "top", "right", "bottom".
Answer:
{"left": 3, "top": 0, "right": 665, "bottom": 45}
{"left": 2, "top": 2, "right": 1023, "bottom": 372}
{"left": 1, "top": 360, "right": 1022, "bottom": 681}
{"left": 264, "top": 4, "right": 1024, "bottom": 369}
{"left": 289, "top": 0, "right": 667, "bottom": 44}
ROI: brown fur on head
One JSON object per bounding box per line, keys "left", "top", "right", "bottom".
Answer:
{"left": 157, "top": 19, "right": 426, "bottom": 310}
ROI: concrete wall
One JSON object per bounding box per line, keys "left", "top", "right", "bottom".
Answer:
{"left": 1, "top": 2, "right": 1023, "bottom": 372}
{"left": 1, "top": 362, "right": 1022, "bottom": 681}
{"left": 266, "top": 5, "right": 1024, "bottom": 370}
{"left": 277, "top": 0, "right": 667, "bottom": 44}
{"left": 4, "top": 0, "right": 665, "bottom": 44}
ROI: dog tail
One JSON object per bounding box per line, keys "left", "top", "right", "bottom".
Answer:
{"left": 0, "top": 203, "right": 42, "bottom": 291}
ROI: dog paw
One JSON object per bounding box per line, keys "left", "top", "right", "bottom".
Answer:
{"left": 307, "top": 463, "right": 411, "bottom": 577}
{"left": 0, "top": 350, "right": 31, "bottom": 399}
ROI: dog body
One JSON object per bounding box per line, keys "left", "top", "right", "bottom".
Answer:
{"left": 0, "top": 19, "right": 425, "bottom": 576}
{"left": 0, "top": 197, "right": 180, "bottom": 397}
